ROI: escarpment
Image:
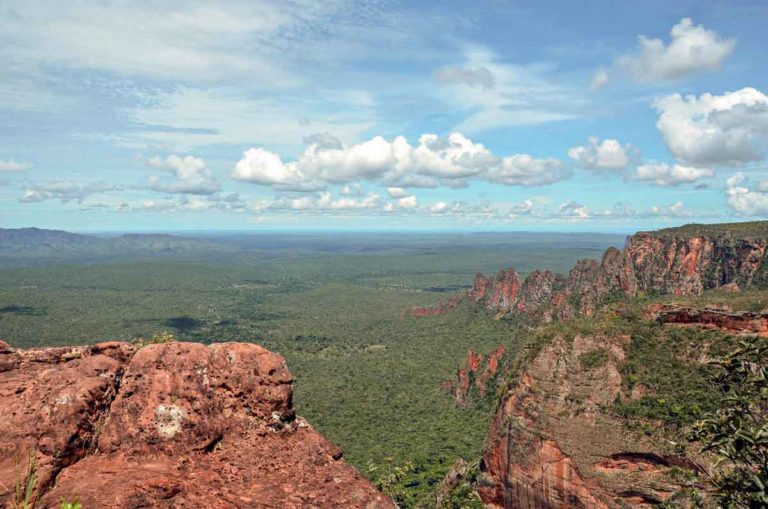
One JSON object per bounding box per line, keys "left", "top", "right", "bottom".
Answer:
{"left": 0, "top": 340, "right": 393, "bottom": 509}
{"left": 476, "top": 334, "right": 702, "bottom": 508}
{"left": 469, "top": 223, "right": 768, "bottom": 321}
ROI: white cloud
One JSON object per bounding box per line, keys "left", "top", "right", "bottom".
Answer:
{"left": 396, "top": 195, "right": 418, "bottom": 209}
{"left": 630, "top": 162, "right": 713, "bottom": 186}
{"left": 428, "top": 201, "right": 449, "bottom": 213}
{"left": 234, "top": 132, "right": 569, "bottom": 190}
{"left": 654, "top": 87, "right": 768, "bottom": 167}
{"left": 510, "top": 199, "right": 534, "bottom": 215}
{"left": 568, "top": 137, "right": 634, "bottom": 171}
{"left": 19, "top": 181, "right": 115, "bottom": 203}
{"left": 340, "top": 183, "right": 363, "bottom": 196}
{"left": 122, "top": 193, "right": 246, "bottom": 213}
{"left": 618, "top": 18, "right": 735, "bottom": 82}
{"left": 649, "top": 201, "right": 687, "bottom": 217}
{"left": 0, "top": 2, "right": 341, "bottom": 84}
{"left": 147, "top": 154, "right": 219, "bottom": 195}
{"left": 484, "top": 154, "right": 568, "bottom": 186}
{"left": 0, "top": 159, "right": 32, "bottom": 172}
{"left": 434, "top": 66, "right": 495, "bottom": 89}
{"left": 556, "top": 200, "right": 590, "bottom": 219}
{"left": 125, "top": 88, "right": 376, "bottom": 151}
{"left": 386, "top": 187, "right": 410, "bottom": 198}
{"left": 590, "top": 69, "right": 609, "bottom": 90}
{"left": 437, "top": 46, "right": 579, "bottom": 133}
{"left": 726, "top": 173, "right": 768, "bottom": 216}
{"left": 255, "top": 191, "right": 382, "bottom": 213}
{"left": 232, "top": 148, "right": 321, "bottom": 191}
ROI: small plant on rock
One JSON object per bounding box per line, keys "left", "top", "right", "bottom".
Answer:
{"left": 133, "top": 330, "right": 176, "bottom": 349}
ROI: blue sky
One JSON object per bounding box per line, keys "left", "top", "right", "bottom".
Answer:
{"left": 1, "top": 0, "right": 767, "bottom": 232}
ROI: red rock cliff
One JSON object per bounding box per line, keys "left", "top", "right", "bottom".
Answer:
{"left": 469, "top": 225, "right": 768, "bottom": 320}
{"left": 0, "top": 340, "right": 393, "bottom": 509}
{"left": 477, "top": 334, "right": 699, "bottom": 508}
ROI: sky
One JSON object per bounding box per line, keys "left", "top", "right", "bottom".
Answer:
{"left": 1, "top": 0, "right": 767, "bottom": 232}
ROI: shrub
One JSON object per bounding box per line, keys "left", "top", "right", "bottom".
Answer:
{"left": 133, "top": 330, "right": 176, "bottom": 348}
{"left": 578, "top": 350, "right": 608, "bottom": 369}
{"left": 689, "top": 335, "right": 768, "bottom": 507}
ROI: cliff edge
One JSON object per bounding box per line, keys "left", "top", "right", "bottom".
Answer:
{"left": 0, "top": 340, "right": 393, "bottom": 509}
{"left": 469, "top": 222, "right": 768, "bottom": 321}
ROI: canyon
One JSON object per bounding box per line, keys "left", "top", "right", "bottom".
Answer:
{"left": 450, "top": 223, "right": 768, "bottom": 508}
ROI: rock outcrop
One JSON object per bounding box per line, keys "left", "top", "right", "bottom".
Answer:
{"left": 648, "top": 304, "right": 768, "bottom": 336}
{"left": 469, "top": 223, "right": 768, "bottom": 321}
{"left": 0, "top": 340, "right": 393, "bottom": 509}
{"left": 477, "top": 334, "right": 698, "bottom": 508}
{"left": 443, "top": 346, "right": 507, "bottom": 406}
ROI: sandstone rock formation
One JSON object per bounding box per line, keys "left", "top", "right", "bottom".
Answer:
{"left": 648, "top": 304, "right": 768, "bottom": 336}
{"left": 443, "top": 346, "right": 507, "bottom": 406}
{"left": 0, "top": 340, "right": 393, "bottom": 509}
{"left": 477, "top": 334, "right": 699, "bottom": 508}
{"left": 468, "top": 224, "right": 768, "bottom": 321}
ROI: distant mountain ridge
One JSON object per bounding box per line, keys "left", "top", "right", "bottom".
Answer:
{"left": 0, "top": 227, "right": 230, "bottom": 258}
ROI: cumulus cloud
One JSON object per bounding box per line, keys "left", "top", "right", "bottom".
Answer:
{"left": 654, "top": 87, "right": 768, "bottom": 167}
{"left": 726, "top": 173, "right": 768, "bottom": 216}
{"left": 555, "top": 200, "right": 590, "bottom": 219}
{"left": 254, "top": 192, "right": 383, "bottom": 213}
{"left": 0, "top": 159, "right": 32, "bottom": 172}
{"left": 340, "top": 183, "right": 363, "bottom": 196}
{"left": 19, "top": 181, "right": 115, "bottom": 203}
{"left": 386, "top": 187, "right": 410, "bottom": 198}
{"left": 147, "top": 154, "right": 220, "bottom": 194}
{"left": 649, "top": 201, "right": 687, "bottom": 217}
{"left": 128, "top": 193, "right": 246, "bottom": 213}
{"left": 630, "top": 162, "right": 714, "bottom": 186}
{"left": 434, "top": 65, "right": 496, "bottom": 89}
{"left": 510, "top": 199, "right": 534, "bottom": 215}
{"left": 484, "top": 154, "right": 568, "bottom": 186}
{"left": 392, "top": 195, "right": 418, "bottom": 209}
{"left": 233, "top": 132, "right": 569, "bottom": 191}
{"left": 568, "top": 137, "right": 634, "bottom": 171}
{"left": 619, "top": 18, "right": 735, "bottom": 82}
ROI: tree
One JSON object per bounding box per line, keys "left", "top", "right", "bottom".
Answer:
{"left": 689, "top": 335, "right": 768, "bottom": 507}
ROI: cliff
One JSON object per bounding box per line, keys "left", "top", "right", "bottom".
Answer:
{"left": 443, "top": 346, "right": 508, "bottom": 406}
{"left": 469, "top": 222, "right": 768, "bottom": 321}
{"left": 0, "top": 340, "right": 393, "bottom": 508}
{"left": 476, "top": 332, "right": 704, "bottom": 508}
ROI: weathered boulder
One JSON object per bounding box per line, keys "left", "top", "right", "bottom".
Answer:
{"left": 0, "top": 340, "right": 393, "bottom": 509}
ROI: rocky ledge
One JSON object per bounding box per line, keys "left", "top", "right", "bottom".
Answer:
{"left": 0, "top": 340, "right": 393, "bottom": 509}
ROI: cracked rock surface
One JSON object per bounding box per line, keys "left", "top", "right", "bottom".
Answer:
{"left": 0, "top": 340, "right": 393, "bottom": 509}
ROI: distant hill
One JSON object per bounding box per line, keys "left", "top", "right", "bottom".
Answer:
{"left": 0, "top": 227, "right": 102, "bottom": 252}
{"left": 0, "top": 227, "right": 231, "bottom": 261}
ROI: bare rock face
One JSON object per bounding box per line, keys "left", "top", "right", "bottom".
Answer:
{"left": 648, "top": 304, "right": 768, "bottom": 336}
{"left": 0, "top": 341, "right": 132, "bottom": 503}
{"left": 0, "top": 340, "right": 393, "bottom": 509}
{"left": 469, "top": 227, "right": 768, "bottom": 321}
{"left": 477, "top": 334, "right": 695, "bottom": 508}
